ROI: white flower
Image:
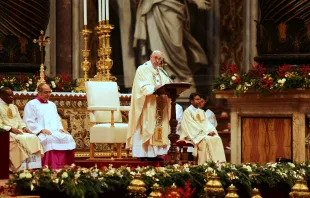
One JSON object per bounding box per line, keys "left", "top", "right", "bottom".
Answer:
{"left": 75, "top": 173, "right": 80, "bottom": 179}
{"left": 145, "top": 169, "right": 156, "bottom": 177}
{"left": 61, "top": 172, "right": 68, "bottom": 179}
{"left": 231, "top": 76, "right": 236, "bottom": 81}
{"left": 116, "top": 171, "right": 123, "bottom": 178}
{"left": 184, "top": 167, "right": 190, "bottom": 172}
{"left": 91, "top": 172, "right": 98, "bottom": 178}
{"left": 288, "top": 162, "right": 295, "bottom": 168}
{"left": 277, "top": 78, "right": 286, "bottom": 86}
{"left": 19, "top": 173, "right": 26, "bottom": 179}
{"left": 173, "top": 164, "right": 180, "bottom": 169}
{"left": 53, "top": 178, "right": 59, "bottom": 183}
{"left": 205, "top": 167, "right": 213, "bottom": 172}
{"left": 25, "top": 173, "right": 32, "bottom": 179}
{"left": 26, "top": 83, "right": 29, "bottom": 87}
{"left": 51, "top": 81, "right": 56, "bottom": 88}
{"left": 243, "top": 165, "right": 252, "bottom": 172}
{"left": 220, "top": 84, "right": 226, "bottom": 90}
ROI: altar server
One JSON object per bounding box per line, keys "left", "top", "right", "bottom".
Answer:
{"left": 23, "top": 83, "right": 76, "bottom": 169}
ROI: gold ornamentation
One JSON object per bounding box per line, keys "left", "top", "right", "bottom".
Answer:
{"left": 127, "top": 172, "right": 147, "bottom": 197}
{"left": 33, "top": 30, "right": 50, "bottom": 86}
{"left": 251, "top": 188, "right": 262, "bottom": 198}
{"left": 154, "top": 126, "right": 162, "bottom": 141}
{"left": 93, "top": 21, "right": 116, "bottom": 82}
{"left": 7, "top": 108, "right": 14, "bottom": 119}
{"left": 196, "top": 113, "right": 202, "bottom": 123}
{"left": 148, "top": 183, "right": 163, "bottom": 198}
{"left": 153, "top": 96, "right": 164, "bottom": 145}
{"left": 204, "top": 173, "right": 225, "bottom": 197}
{"left": 225, "top": 184, "right": 239, "bottom": 198}
{"left": 166, "top": 183, "right": 181, "bottom": 197}
{"left": 76, "top": 25, "right": 92, "bottom": 92}
{"left": 289, "top": 179, "right": 310, "bottom": 198}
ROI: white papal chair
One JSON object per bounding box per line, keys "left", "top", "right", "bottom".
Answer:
{"left": 85, "top": 81, "right": 130, "bottom": 159}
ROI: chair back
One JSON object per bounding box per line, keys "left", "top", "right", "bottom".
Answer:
{"left": 85, "top": 81, "right": 122, "bottom": 123}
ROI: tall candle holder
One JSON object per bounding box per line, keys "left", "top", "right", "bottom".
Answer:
{"left": 102, "top": 20, "right": 116, "bottom": 81}
{"left": 76, "top": 25, "right": 92, "bottom": 92}
{"left": 93, "top": 21, "right": 105, "bottom": 81}
{"left": 81, "top": 25, "right": 92, "bottom": 81}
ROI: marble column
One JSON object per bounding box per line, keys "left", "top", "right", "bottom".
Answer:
{"left": 244, "top": 0, "right": 258, "bottom": 72}
{"left": 56, "top": 1, "right": 72, "bottom": 74}
{"left": 45, "top": 0, "right": 56, "bottom": 77}
{"left": 72, "top": 0, "right": 83, "bottom": 79}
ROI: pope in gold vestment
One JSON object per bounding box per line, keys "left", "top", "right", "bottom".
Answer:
{"left": 126, "top": 51, "right": 172, "bottom": 158}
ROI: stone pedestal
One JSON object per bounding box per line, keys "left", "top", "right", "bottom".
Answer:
{"left": 216, "top": 90, "right": 310, "bottom": 163}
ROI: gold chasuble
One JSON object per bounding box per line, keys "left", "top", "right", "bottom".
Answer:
{"left": 126, "top": 61, "right": 171, "bottom": 157}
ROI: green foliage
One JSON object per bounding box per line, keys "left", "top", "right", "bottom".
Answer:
{"left": 213, "top": 63, "right": 310, "bottom": 95}
{"left": 7, "top": 162, "right": 310, "bottom": 197}
{"left": 0, "top": 73, "right": 77, "bottom": 92}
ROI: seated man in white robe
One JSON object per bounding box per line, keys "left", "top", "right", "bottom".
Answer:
{"left": 0, "top": 87, "right": 43, "bottom": 172}
{"left": 199, "top": 95, "right": 218, "bottom": 129}
{"left": 180, "top": 93, "right": 226, "bottom": 165}
{"left": 23, "top": 83, "right": 76, "bottom": 169}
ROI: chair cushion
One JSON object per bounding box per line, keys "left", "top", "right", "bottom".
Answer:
{"left": 90, "top": 123, "right": 128, "bottom": 143}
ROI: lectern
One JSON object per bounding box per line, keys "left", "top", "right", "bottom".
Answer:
{"left": 154, "top": 82, "right": 191, "bottom": 164}
{"left": 0, "top": 130, "right": 9, "bottom": 179}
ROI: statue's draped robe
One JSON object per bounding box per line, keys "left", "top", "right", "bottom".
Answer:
{"left": 126, "top": 61, "right": 171, "bottom": 157}
{"left": 180, "top": 105, "right": 226, "bottom": 164}
{"left": 133, "top": 0, "right": 207, "bottom": 89}
{"left": 0, "top": 99, "right": 43, "bottom": 171}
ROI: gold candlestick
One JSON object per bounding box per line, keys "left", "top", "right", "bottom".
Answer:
{"left": 93, "top": 21, "right": 106, "bottom": 81}
{"left": 75, "top": 25, "right": 92, "bottom": 92}
{"left": 103, "top": 21, "right": 116, "bottom": 81}
{"left": 81, "top": 25, "right": 92, "bottom": 81}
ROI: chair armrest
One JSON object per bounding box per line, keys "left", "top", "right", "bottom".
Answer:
{"left": 119, "top": 106, "right": 131, "bottom": 111}
{"left": 88, "top": 106, "right": 118, "bottom": 111}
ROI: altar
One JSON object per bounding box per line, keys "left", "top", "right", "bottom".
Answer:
{"left": 13, "top": 91, "right": 131, "bottom": 158}
{"left": 216, "top": 90, "right": 310, "bottom": 164}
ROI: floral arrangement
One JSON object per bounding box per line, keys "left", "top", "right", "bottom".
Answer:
{"left": 213, "top": 63, "right": 310, "bottom": 95}
{"left": 7, "top": 162, "right": 310, "bottom": 198}
{"left": 0, "top": 73, "right": 77, "bottom": 92}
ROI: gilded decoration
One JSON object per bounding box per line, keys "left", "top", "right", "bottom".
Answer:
{"left": 13, "top": 92, "right": 131, "bottom": 158}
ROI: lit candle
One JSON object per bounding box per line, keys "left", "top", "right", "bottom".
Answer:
{"left": 83, "top": 0, "right": 87, "bottom": 25}
{"left": 98, "top": 0, "right": 101, "bottom": 22}
{"left": 102, "top": 0, "right": 105, "bottom": 21}
{"left": 106, "top": 0, "right": 109, "bottom": 21}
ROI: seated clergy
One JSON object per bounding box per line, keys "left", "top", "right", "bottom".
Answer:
{"left": 23, "top": 83, "right": 76, "bottom": 169}
{"left": 0, "top": 87, "right": 43, "bottom": 171}
{"left": 180, "top": 93, "right": 226, "bottom": 165}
